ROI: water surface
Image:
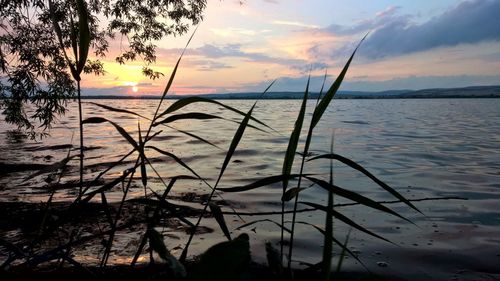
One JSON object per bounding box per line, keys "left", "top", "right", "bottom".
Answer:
{"left": 1, "top": 98, "right": 499, "bottom": 279}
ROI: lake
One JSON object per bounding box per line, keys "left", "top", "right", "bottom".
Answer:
{"left": 1, "top": 98, "right": 499, "bottom": 280}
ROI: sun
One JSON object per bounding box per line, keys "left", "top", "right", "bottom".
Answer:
{"left": 132, "top": 86, "right": 139, "bottom": 93}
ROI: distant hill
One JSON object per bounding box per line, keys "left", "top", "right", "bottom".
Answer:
{"left": 81, "top": 85, "right": 500, "bottom": 99}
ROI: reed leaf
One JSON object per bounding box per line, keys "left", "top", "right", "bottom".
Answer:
{"left": 281, "top": 187, "right": 307, "bottom": 202}
{"left": 153, "top": 112, "right": 224, "bottom": 126}
{"left": 86, "top": 102, "right": 150, "bottom": 120}
{"left": 307, "top": 153, "right": 421, "bottom": 213}
{"left": 335, "top": 230, "right": 351, "bottom": 276}
{"left": 216, "top": 102, "right": 257, "bottom": 187}
{"left": 145, "top": 145, "right": 202, "bottom": 180}
{"left": 161, "top": 124, "right": 221, "bottom": 149}
{"left": 157, "top": 27, "right": 197, "bottom": 101}
{"left": 218, "top": 174, "right": 305, "bottom": 193}
{"left": 138, "top": 123, "right": 147, "bottom": 187}
{"left": 282, "top": 75, "right": 309, "bottom": 192}
{"left": 156, "top": 96, "right": 273, "bottom": 131}
{"left": 235, "top": 219, "right": 291, "bottom": 233}
{"left": 299, "top": 201, "right": 391, "bottom": 244}
{"left": 305, "top": 176, "right": 411, "bottom": 223}
{"left": 82, "top": 117, "right": 139, "bottom": 151}
{"left": 79, "top": 168, "right": 133, "bottom": 204}
{"left": 322, "top": 134, "right": 334, "bottom": 281}
{"left": 209, "top": 203, "right": 232, "bottom": 241}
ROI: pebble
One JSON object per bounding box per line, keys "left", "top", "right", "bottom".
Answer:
{"left": 376, "top": 261, "right": 389, "bottom": 267}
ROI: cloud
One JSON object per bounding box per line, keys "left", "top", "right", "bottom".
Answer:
{"left": 291, "top": 62, "right": 330, "bottom": 74}
{"left": 362, "top": 0, "right": 500, "bottom": 58}
{"left": 193, "top": 60, "right": 234, "bottom": 71}
{"left": 325, "top": 5, "right": 403, "bottom": 36}
{"left": 323, "top": 0, "right": 500, "bottom": 59}
{"left": 157, "top": 43, "right": 315, "bottom": 69}
{"left": 272, "top": 20, "right": 319, "bottom": 29}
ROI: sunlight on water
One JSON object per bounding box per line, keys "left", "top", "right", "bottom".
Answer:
{"left": 1, "top": 98, "right": 499, "bottom": 276}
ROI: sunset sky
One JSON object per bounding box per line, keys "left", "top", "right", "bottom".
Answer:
{"left": 82, "top": 0, "right": 500, "bottom": 96}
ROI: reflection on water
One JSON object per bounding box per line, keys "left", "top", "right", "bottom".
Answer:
{"left": 1, "top": 98, "right": 500, "bottom": 277}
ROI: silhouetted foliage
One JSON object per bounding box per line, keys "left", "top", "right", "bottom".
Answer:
{"left": 0, "top": 0, "right": 206, "bottom": 138}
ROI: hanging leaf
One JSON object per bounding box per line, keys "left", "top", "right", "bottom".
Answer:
{"left": 75, "top": 0, "right": 90, "bottom": 75}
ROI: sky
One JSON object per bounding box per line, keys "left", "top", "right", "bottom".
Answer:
{"left": 82, "top": 0, "right": 500, "bottom": 96}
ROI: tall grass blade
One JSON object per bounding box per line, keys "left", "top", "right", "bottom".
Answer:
{"left": 300, "top": 201, "right": 392, "bottom": 244}
{"left": 180, "top": 82, "right": 274, "bottom": 262}
{"left": 334, "top": 230, "right": 351, "bottom": 276}
{"left": 138, "top": 122, "right": 147, "bottom": 187}
{"left": 322, "top": 134, "right": 334, "bottom": 281}
{"left": 158, "top": 27, "right": 197, "bottom": 101}
{"left": 310, "top": 35, "right": 367, "bottom": 130}
{"left": 282, "top": 75, "right": 309, "bottom": 191}
{"left": 316, "top": 69, "right": 328, "bottom": 105}
{"left": 286, "top": 38, "right": 366, "bottom": 268}
{"left": 209, "top": 203, "right": 232, "bottom": 241}
{"left": 307, "top": 153, "right": 421, "bottom": 213}
{"left": 297, "top": 222, "right": 366, "bottom": 270}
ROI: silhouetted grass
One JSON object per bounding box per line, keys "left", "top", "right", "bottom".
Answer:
{"left": 0, "top": 24, "right": 427, "bottom": 281}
